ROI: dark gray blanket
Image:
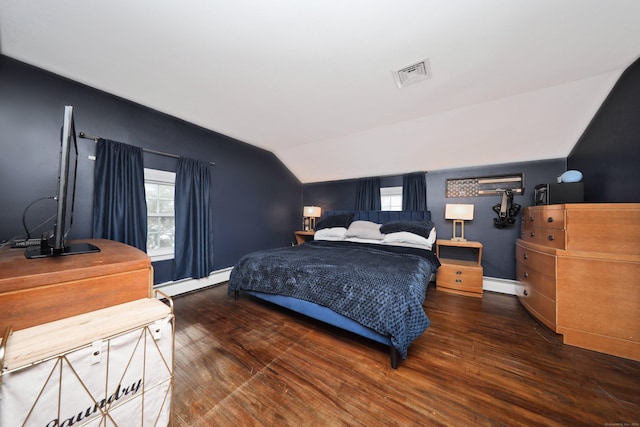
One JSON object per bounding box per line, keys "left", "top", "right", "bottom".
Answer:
{"left": 228, "top": 240, "right": 440, "bottom": 359}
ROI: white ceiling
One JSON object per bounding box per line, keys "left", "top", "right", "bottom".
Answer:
{"left": 1, "top": 1, "right": 639, "bottom": 183}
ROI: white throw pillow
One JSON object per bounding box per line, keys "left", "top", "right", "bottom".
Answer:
{"left": 314, "top": 227, "right": 347, "bottom": 241}
{"left": 344, "top": 220, "right": 384, "bottom": 240}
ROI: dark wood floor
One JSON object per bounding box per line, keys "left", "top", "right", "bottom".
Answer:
{"left": 170, "top": 283, "right": 640, "bottom": 426}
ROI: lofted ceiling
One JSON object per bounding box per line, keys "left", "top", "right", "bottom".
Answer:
{"left": 1, "top": 1, "right": 639, "bottom": 183}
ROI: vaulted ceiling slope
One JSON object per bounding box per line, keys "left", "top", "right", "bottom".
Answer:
{"left": 1, "top": 1, "right": 639, "bottom": 183}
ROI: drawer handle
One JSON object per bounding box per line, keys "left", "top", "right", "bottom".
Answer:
{"left": 455, "top": 279, "right": 462, "bottom": 283}
{"left": 523, "top": 289, "right": 528, "bottom": 296}
{"left": 524, "top": 272, "right": 529, "bottom": 278}
{"left": 456, "top": 270, "right": 462, "bottom": 275}
{"left": 529, "top": 216, "right": 535, "bottom": 222}
{"left": 547, "top": 217, "right": 554, "bottom": 223}
{"left": 523, "top": 253, "right": 528, "bottom": 260}
{"left": 548, "top": 235, "right": 554, "bottom": 241}
{"left": 530, "top": 232, "right": 535, "bottom": 237}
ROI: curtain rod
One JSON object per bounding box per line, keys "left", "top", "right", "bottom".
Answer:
{"left": 78, "top": 132, "right": 215, "bottom": 165}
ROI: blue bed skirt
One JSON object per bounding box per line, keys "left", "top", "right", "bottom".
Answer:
{"left": 245, "top": 290, "right": 392, "bottom": 346}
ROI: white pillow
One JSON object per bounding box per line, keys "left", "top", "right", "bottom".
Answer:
{"left": 426, "top": 227, "right": 437, "bottom": 245}
{"left": 344, "top": 237, "right": 385, "bottom": 244}
{"left": 314, "top": 227, "right": 347, "bottom": 241}
{"left": 382, "top": 229, "right": 436, "bottom": 251}
{"left": 344, "top": 220, "right": 384, "bottom": 240}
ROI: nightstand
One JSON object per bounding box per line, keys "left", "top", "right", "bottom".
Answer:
{"left": 294, "top": 230, "right": 315, "bottom": 245}
{"left": 435, "top": 239, "right": 483, "bottom": 298}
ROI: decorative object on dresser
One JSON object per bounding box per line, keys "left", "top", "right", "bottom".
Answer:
{"left": 534, "top": 182, "right": 584, "bottom": 205}
{"left": 435, "top": 239, "right": 483, "bottom": 298}
{"left": 516, "top": 203, "right": 640, "bottom": 361}
{"left": 445, "top": 203, "right": 474, "bottom": 241}
{"left": 303, "top": 205, "right": 322, "bottom": 230}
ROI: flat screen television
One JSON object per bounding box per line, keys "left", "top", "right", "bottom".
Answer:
{"left": 25, "top": 106, "right": 100, "bottom": 259}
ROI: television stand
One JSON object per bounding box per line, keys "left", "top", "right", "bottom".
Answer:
{"left": 24, "top": 241, "right": 100, "bottom": 259}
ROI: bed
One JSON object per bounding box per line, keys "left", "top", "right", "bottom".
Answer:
{"left": 228, "top": 210, "right": 440, "bottom": 369}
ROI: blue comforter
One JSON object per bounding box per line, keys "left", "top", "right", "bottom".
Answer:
{"left": 228, "top": 240, "right": 440, "bottom": 359}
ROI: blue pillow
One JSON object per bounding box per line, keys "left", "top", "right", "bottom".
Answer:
{"left": 315, "top": 213, "right": 355, "bottom": 230}
{"left": 380, "top": 220, "right": 435, "bottom": 239}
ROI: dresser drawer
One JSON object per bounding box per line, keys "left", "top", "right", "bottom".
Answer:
{"left": 516, "top": 261, "right": 556, "bottom": 301}
{"left": 521, "top": 206, "right": 565, "bottom": 246}
{"left": 436, "top": 263, "right": 483, "bottom": 296}
{"left": 515, "top": 242, "right": 556, "bottom": 274}
{"left": 523, "top": 206, "right": 564, "bottom": 228}
{"left": 517, "top": 284, "right": 557, "bottom": 332}
{"left": 522, "top": 227, "right": 566, "bottom": 249}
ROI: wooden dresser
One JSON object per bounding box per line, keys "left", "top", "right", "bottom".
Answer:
{"left": 0, "top": 239, "right": 153, "bottom": 333}
{"left": 516, "top": 203, "right": 640, "bottom": 361}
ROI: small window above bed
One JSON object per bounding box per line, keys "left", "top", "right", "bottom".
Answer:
{"left": 380, "top": 186, "right": 402, "bottom": 211}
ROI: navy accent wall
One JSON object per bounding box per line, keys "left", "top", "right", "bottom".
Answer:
{"left": 0, "top": 56, "right": 301, "bottom": 284}
{"left": 425, "top": 160, "right": 565, "bottom": 280}
{"left": 568, "top": 57, "right": 640, "bottom": 202}
{"left": 303, "top": 159, "right": 566, "bottom": 281}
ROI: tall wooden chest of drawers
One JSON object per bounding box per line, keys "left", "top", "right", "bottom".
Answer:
{"left": 516, "top": 203, "right": 640, "bottom": 361}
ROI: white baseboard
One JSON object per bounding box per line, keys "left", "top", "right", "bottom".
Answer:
{"left": 154, "top": 267, "right": 233, "bottom": 297}
{"left": 483, "top": 277, "right": 519, "bottom": 295}
{"left": 154, "top": 269, "right": 518, "bottom": 298}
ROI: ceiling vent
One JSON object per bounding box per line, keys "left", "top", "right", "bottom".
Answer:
{"left": 392, "top": 58, "right": 432, "bottom": 88}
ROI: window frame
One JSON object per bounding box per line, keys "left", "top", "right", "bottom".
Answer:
{"left": 380, "top": 186, "right": 403, "bottom": 211}
{"left": 144, "top": 168, "right": 176, "bottom": 261}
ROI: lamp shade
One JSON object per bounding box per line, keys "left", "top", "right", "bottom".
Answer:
{"left": 303, "top": 206, "right": 322, "bottom": 218}
{"left": 445, "top": 204, "right": 474, "bottom": 220}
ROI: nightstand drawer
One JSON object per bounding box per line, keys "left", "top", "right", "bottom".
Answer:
{"left": 436, "top": 264, "right": 483, "bottom": 296}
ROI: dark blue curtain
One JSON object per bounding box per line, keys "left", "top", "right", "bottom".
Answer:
{"left": 355, "top": 177, "right": 381, "bottom": 210}
{"left": 93, "top": 138, "right": 147, "bottom": 251}
{"left": 173, "top": 157, "right": 214, "bottom": 280}
{"left": 402, "top": 172, "right": 427, "bottom": 210}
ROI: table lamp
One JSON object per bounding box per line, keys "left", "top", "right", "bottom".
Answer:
{"left": 445, "top": 204, "right": 474, "bottom": 241}
{"left": 303, "top": 206, "right": 322, "bottom": 230}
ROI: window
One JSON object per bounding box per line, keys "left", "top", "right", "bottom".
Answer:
{"left": 380, "top": 186, "right": 402, "bottom": 211}
{"left": 144, "top": 168, "right": 175, "bottom": 261}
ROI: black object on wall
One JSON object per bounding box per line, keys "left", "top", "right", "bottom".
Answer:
{"left": 492, "top": 189, "right": 521, "bottom": 229}
{"left": 568, "top": 57, "right": 640, "bottom": 203}
{"left": 0, "top": 55, "right": 302, "bottom": 284}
